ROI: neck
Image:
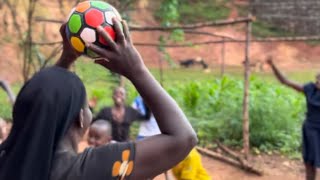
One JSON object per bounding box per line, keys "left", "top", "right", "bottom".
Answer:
{"left": 57, "top": 128, "right": 80, "bottom": 154}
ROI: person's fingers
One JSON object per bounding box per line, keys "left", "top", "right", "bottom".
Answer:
{"left": 96, "top": 26, "right": 117, "bottom": 51}
{"left": 113, "top": 18, "right": 125, "bottom": 45}
{"left": 122, "top": 20, "right": 132, "bottom": 44}
{"left": 94, "top": 59, "right": 114, "bottom": 70}
{"left": 86, "top": 43, "right": 112, "bottom": 59}
{"left": 93, "top": 57, "right": 110, "bottom": 62}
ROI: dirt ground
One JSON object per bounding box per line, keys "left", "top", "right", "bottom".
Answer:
{"left": 77, "top": 140, "right": 305, "bottom": 180}
{"left": 154, "top": 155, "right": 304, "bottom": 180}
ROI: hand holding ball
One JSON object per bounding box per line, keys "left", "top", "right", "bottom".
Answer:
{"left": 66, "top": 1, "right": 122, "bottom": 57}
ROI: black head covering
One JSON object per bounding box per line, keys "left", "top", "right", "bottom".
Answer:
{"left": 0, "top": 66, "right": 86, "bottom": 180}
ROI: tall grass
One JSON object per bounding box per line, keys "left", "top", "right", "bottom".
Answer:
{"left": 167, "top": 76, "right": 305, "bottom": 155}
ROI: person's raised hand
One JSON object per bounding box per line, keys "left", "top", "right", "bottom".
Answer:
{"left": 56, "top": 23, "right": 81, "bottom": 69}
{"left": 86, "top": 18, "right": 146, "bottom": 79}
{"left": 266, "top": 56, "right": 274, "bottom": 66}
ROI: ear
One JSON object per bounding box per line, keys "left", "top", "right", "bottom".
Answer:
{"left": 79, "top": 109, "right": 84, "bottom": 128}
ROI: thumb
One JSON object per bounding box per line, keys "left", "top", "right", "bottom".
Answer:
{"left": 94, "top": 58, "right": 113, "bottom": 69}
{"left": 94, "top": 58, "right": 110, "bottom": 64}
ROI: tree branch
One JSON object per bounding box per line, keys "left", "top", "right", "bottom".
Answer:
{"left": 4, "top": 0, "right": 22, "bottom": 38}
{"left": 184, "top": 30, "right": 235, "bottom": 40}
{"left": 196, "top": 147, "right": 263, "bottom": 176}
{"left": 32, "top": 41, "right": 62, "bottom": 46}
{"left": 129, "top": 17, "right": 253, "bottom": 31}
{"left": 34, "top": 17, "right": 65, "bottom": 23}
{"left": 34, "top": 17, "right": 252, "bottom": 30}
{"left": 32, "top": 37, "right": 320, "bottom": 49}
{"left": 41, "top": 45, "right": 63, "bottom": 69}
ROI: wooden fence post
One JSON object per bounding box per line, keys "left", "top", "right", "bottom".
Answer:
{"left": 242, "top": 17, "right": 252, "bottom": 159}
{"left": 220, "top": 38, "right": 225, "bottom": 77}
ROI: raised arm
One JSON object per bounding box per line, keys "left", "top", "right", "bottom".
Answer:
{"left": 267, "top": 57, "right": 303, "bottom": 92}
{"left": 0, "top": 80, "right": 15, "bottom": 104}
{"left": 86, "top": 19, "right": 197, "bottom": 179}
{"left": 55, "top": 23, "right": 80, "bottom": 70}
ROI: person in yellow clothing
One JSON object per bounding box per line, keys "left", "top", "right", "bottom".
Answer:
{"left": 172, "top": 148, "right": 211, "bottom": 180}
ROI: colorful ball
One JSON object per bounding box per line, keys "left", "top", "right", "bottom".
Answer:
{"left": 66, "top": 1, "right": 122, "bottom": 57}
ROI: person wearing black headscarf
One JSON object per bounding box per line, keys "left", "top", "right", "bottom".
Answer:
{"left": 0, "top": 19, "right": 197, "bottom": 180}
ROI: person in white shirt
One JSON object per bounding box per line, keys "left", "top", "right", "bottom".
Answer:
{"left": 132, "top": 96, "right": 161, "bottom": 140}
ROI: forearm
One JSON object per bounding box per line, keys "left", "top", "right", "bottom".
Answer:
{"left": 55, "top": 52, "right": 78, "bottom": 70}
{"left": 270, "top": 64, "right": 288, "bottom": 84}
{"left": 129, "top": 67, "right": 197, "bottom": 141}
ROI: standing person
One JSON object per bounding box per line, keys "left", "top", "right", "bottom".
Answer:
{"left": 267, "top": 57, "right": 320, "bottom": 180}
{"left": 0, "top": 19, "right": 197, "bottom": 180}
{"left": 132, "top": 96, "right": 161, "bottom": 140}
{"left": 94, "top": 87, "right": 150, "bottom": 142}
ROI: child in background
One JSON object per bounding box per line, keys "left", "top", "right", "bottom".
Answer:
{"left": 87, "top": 120, "right": 115, "bottom": 147}
{"left": 172, "top": 148, "right": 211, "bottom": 180}
{"left": 0, "top": 118, "right": 7, "bottom": 143}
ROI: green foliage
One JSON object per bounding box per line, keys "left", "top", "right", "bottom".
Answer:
{"left": 156, "top": 0, "right": 230, "bottom": 25}
{"left": 167, "top": 76, "right": 305, "bottom": 154}
{"left": 0, "top": 61, "right": 310, "bottom": 156}
{"left": 169, "top": 29, "right": 185, "bottom": 42}
{"left": 178, "top": 0, "right": 230, "bottom": 24}
{"left": 306, "top": 40, "right": 320, "bottom": 46}
{"left": 0, "top": 92, "right": 13, "bottom": 120}
{"left": 158, "top": 35, "right": 177, "bottom": 68}
{"left": 252, "top": 21, "right": 294, "bottom": 38}
{"left": 0, "top": 84, "right": 20, "bottom": 120}
{"left": 155, "top": 0, "right": 180, "bottom": 26}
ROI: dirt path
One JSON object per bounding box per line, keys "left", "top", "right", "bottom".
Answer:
{"left": 154, "top": 155, "right": 304, "bottom": 180}
{"left": 78, "top": 140, "right": 304, "bottom": 180}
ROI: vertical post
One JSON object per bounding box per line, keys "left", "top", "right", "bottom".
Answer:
{"left": 159, "top": 56, "right": 164, "bottom": 87}
{"left": 242, "top": 18, "right": 252, "bottom": 159}
{"left": 220, "top": 38, "right": 225, "bottom": 77}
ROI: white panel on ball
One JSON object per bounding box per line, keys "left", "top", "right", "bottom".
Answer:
{"left": 104, "top": 11, "right": 116, "bottom": 25}
{"left": 80, "top": 27, "right": 96, "bottom": 43}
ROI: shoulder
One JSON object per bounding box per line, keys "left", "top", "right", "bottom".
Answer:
{"left": 303, "top": 82, "right": 316, "bottom": 93}
{"left": 126, "top": 106, "right": 138, "bottom": 113}
{"left": 53, "top": 142, "right": 136, "bottom": 180}
{"left": 97, "top": 107, "right": 112, "bottom": 115}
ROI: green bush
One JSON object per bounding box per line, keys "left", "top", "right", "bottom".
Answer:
{"left": 0, "top": 60, "right": 306, "bottom": 155}
{"left": 155, "top": 0, "right": 230, "bottom": 25}
{"left": 167, "top": 76, "right": 305, "bottom": 154}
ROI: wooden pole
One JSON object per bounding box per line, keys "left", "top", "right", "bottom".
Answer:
{"left": 242, "top": 18, "right": 252, "bottom": 159}
{"left": 220, "top": 38, "right": 225, "bottom": 77}
{"left": 196, "top": 147, "right": 263, "bottom": 176}
{"left": 159, "top": 55, "right": 164, "bottom": 86}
